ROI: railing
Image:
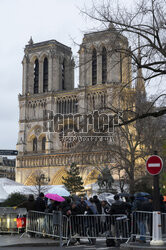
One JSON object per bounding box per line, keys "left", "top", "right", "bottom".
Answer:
{"left": 131, "top": 211, "right": 153, "bottom": 241}
{"left": 26, "top": 211, "right": 130, "bottom": 246}
{"left": 161, "top": 213, "right": 166, "bottom": 240}
{"left": 1, "top": 209, "right": 166, "bottom": 246}
{"left": 69, "top": 214, "right": 129, "bottom": 238}
{"left": 26, "top": 210, "right": 69, "bottom": 246}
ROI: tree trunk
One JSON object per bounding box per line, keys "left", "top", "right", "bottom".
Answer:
{"left": 129, "top": 164, "right": 135, "bottom": 194}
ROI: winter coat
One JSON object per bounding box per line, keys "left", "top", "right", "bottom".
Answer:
{"left": 110, "top": 200, "right": 127, "bottom": 215}
{"left": 35, "top": 197, "right": 46, "bottom": 212}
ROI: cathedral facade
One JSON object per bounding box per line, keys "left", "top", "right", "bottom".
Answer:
{"left": 16, "top": 27, "right": 133, "bottom": 190}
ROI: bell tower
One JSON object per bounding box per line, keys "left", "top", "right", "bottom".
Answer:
{"left": 22, "top": 38, "right": 74, "bottom": 95}
{"left": 16, "top": 38, "right": 75, "bottom": 155}
{"left": 79, "top": 26, "right": 131, "bottom": 88}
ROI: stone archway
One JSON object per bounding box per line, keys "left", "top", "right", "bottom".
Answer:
{"left": 50, "top": 167, "right": 68, "bottom": 185}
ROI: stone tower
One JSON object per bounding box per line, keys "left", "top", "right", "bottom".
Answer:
{"left": 79, "top": 26, "right": 131, "bottom": 87}
{"left": 17, "top": 39, "right": 74, "bottom": 155}
{"left": 16, "top": 28, "right": 133, "bottom": 189}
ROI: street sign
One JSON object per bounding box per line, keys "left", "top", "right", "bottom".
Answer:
{"left": 146, "top": 155, "right": 163, "bottom": 175}
{"left": 0, "top": 150, "right": 18, "bottom": 156}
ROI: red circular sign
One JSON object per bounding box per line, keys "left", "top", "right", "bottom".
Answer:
{"left": 146, "top": 155, "right": 163, "bottom": 175}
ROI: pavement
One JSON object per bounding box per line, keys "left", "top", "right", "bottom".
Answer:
{"left": 121, "top": 241, "right": 166, "bottom": 250}
{"left": 0, "top": 234, "right": 166, "bottom": 249}
{"left": 0, "top": 234, "right": 59, "bottom": 247}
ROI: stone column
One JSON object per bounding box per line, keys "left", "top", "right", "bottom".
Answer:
{"left": 78, "top": 91, "right": 85, "bottom": 114}
{"left": 86, "top": 51, "right": 92, "bottom": 86}
{"left": 97, "top": 51, "right": 102, "bottom": 84}
{"left": 48, "top": 53, "right": 53, "bottom": 91}
{"left": 28, "top": 62, "right": 34, "bottom": 94}
{"left": 39, "top": 60, "right": 43, "bottom": 93}
{"left": 22, "top": 56, "right": 27, "bottom": 95}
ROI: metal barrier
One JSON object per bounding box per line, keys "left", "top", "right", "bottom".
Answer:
{"left": 0, "top": 207, "right": 27, "bottom": 233}
{"left": 68, "top": 214, "right": 130, "bottom": 245}
{"left": 26, "top": 210, "right": 69, "bottom": 244}
{"left": 26, "top": 212, "right": 129, "bottom": 245}
{"left": 161, "top": 213, "right": 166, "bottom": 240}
{"left": 26, "top": 210, "right": 166, "bottom": 246}
{"left": 131, "top": 211, "right": 153, "bottom": 241}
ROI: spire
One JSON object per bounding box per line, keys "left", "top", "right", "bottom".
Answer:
{"left": 136, "top": 35, "right": 146, "bottom": 98}
{"left": 28, "top": 36, "right": 34, "bottom": 45}
{"left": 108, "top": 22, "right": 116, "bottom": 31}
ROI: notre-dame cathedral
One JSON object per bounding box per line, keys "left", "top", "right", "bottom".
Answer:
{"left": 16, "top": 26, "right": 135, "bottom": 192}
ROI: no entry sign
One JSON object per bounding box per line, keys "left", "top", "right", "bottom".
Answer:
{"left": 146, "top": 155, "right": 163, "bottom": 175}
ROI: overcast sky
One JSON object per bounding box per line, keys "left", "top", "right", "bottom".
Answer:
{"left": 0, "top": 0, "right": 165, "bottom": 152}
{"left": 0, "top": 0, "right": 92, "bottom": 151}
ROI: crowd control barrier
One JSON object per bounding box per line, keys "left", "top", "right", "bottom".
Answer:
{"left": 25, "top": 210, "right": 166, "bottom": 246}
{"left": 161, "top": 213, "right": 166, "bottom": 240}
{"left": 131, "top": 211, "right": 153, "bottom": 241}
{"left": 0, "top": 207, "right": 27, "bottom": 233}
{"left": 69, "top": 214, "right": 129, "bottom": 244}
{"left": 26, "top": 211, "right": 130, "bottom": 246}
{"left": 26, "top": 210, "right": 69, "bottom": 246}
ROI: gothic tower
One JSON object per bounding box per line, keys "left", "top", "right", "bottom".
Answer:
{"left": 17, "top": 38, "right": 74, "bottom": 156}
{"left": 16, "top": 28, "right": 133, "bottom": 190}
{"left": 79, "top": 26, "right": 131, "bottom": 87}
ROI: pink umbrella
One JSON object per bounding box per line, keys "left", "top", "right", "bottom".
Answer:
{"left": 45, "top": 193, "right": 65, "bottom": 202}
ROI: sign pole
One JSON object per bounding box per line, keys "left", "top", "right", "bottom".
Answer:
{"left": 153, "top": 151, "right": 160, "bottom": 211}
{"left": 150, "top": 151, "right": 164, "bottom": 246}
{"left": 153, "top": 175, "right": 160, "bottom": 211}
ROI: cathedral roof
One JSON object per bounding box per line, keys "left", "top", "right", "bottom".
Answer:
{"left": 25, "top": 39, "right": 71, "bottom": 52}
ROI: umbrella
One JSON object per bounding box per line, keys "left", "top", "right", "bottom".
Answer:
{"left": 47, "top": 186, "right": 70, "bottom": 197}
{"left": 118, "top": 193, "right": 130, "bottom": 197}
{"left": 85, "top": 200, "right": 97, "bottom": 214}
{"left": 45, "top": 193, "right": 65, "bottom": 202}
{"left": 98, "top": 192, "right": 114, "bottom": 201}
{"left": 134, "top": 192, "right": 150, "bottom": 198}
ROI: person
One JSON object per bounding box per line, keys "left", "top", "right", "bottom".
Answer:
{"left": 85, "top": 200, "right": 97, "bottom": 245}
{"left": 93, "top": 195, "right": 102, "bottom": 214}
{"left": 108, "top": 195, "right": 128, "bottom": 247}
{"left": 47, "top": 199, "right": 60, "bottom": 213}
{"left": 160, "top": 194, "right": 166, "bottom": 212}
{"left": 80, "top": 196, "right": 87, "bottom": 212}
{"left": 89, "top": 197, "right": 98, "bottom": 213}
{"left": 133, "top": 196, "right": 149, "bottom": 243}
{"left": 35, "top": 192, "right": 46, "bottom": 212}
{"left": 110, "top": 195, "right": 127, "bottom": 215}
{"left": 100, "top": 200, "right": 110, "bottom": 234}
{"left": 24, "top": 194, "right": 36, "bottom": 211}
{"left": 18, "top": 194, "right": 36, "bottom": 211}
{"left": 70, "top": 202, "right": 84, "bottom": 245}
{"left": 60, "top": 197, "right": 72, "bottom": 216}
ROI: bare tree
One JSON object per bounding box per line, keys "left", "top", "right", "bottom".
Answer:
{"left": 27, "top": 170, "right": 50, "bottom": 196}
{"left": 80, "top": 0, "right": 166, "bottom": 123}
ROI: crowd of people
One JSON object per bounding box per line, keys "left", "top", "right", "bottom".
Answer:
{"left": 22, "top": 192, "right": 166, "bottom": 215}
{"left": 20, "top": 192, "right": 166, "bottom": 246}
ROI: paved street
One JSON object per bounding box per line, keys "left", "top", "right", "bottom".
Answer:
{"left": 0, "top": 246, "right": 120, "bottom": 250}
{"left": 0, "top": 235, "right": 120, "bottom": 250}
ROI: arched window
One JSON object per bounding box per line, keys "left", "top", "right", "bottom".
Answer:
{"left": 34, "top": 59, "right": 39, "bottom": 94}
{"left": 43, "top": 57, "right": 48, "bottom": 92}
{"left": 42, "top": 137, "right": 46, "bottom": 151}
{"left": 62, "top": 60, "right": 65, "bottom": 90}
{"left": 102, "top": 47, "right": 107, "bottom": 83}
{"left": 92, "top": 48, "right": 97, "bottom": 85}
{"left": 33, "top": 137, "right": 37, "bottom": 152}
